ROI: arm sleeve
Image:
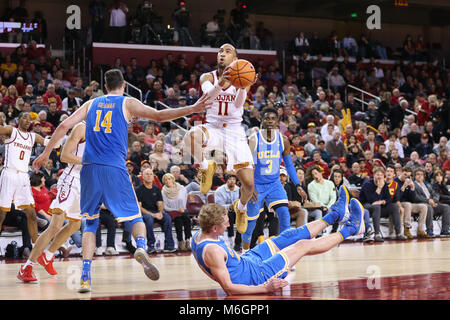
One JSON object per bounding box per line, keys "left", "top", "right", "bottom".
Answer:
{"left": 283, "top": 154, "right": 300, "bottom": 186}
{"left": 201, "top": 80, "right": 223, "bottom": 101}
{"left": 234, "top": 88, "right": 247, "bottom": 108}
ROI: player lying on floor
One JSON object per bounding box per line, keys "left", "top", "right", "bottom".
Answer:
{"left": 191, "top": 186, "right": 365, "bottom": 295}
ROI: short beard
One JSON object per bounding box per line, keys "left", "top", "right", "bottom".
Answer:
{"left": 218, "top": 64, "right": 226, "bottom": 70}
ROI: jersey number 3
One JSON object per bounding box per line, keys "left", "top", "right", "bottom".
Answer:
{"left": 217, "top": 101, "right": 229, "bottom": 116}
{"left": 93, "top": 110, "right": 112, "bottom": 133}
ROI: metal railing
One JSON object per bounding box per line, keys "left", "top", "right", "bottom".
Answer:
{"left": 124, "top": 81, "right": 143, "bottom": 102}
{"left": 345, "top": 84, "right": 381, "bottom": 112}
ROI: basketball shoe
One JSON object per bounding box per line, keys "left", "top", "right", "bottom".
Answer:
{"left": 199, "top": 160, "right": 217, "bottom": 194}
{"left": 134, "top": 248, "right": 160, "bottom": 281}
{"left": 79, "top": 275, "right": 91, "bottom": 293}
{"left": 17, "top": 265, "right": 38, "bottom": 283}
{"left": 341, "top": 198, "right": 366, "bottom": 237}
{"left": 233, "top": 199, "right": 248, "bottom": 234}
{"left": 37, "top": 252, "right": 57, "bottom": 275}
{"left": 330, "top": 185, "right": 351, "bottom": 224}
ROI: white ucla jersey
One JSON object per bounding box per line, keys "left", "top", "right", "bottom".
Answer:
{"left": 60, "top": 139, "right": 85, "bottom": 180}
{"left": 3, "top": 127, "right": 35, "bottom": 173}
{"left": 205, "top": 70, "right": 243, "bottom": 125}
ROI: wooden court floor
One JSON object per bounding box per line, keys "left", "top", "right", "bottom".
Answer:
{"left": 0, "top": 238, "right": 449, "bottom": 300}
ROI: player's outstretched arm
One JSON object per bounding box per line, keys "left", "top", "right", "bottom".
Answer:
{"left": 32, "top": 101, "right": 91, "bottom": 172}
{"left": 205, "top": 245, "right": 288, "bottom": 295}
{"left": 0, "top": 125, "right": 13, "bottom": 137}
{"left": 127, "top": 94, "right": 211, "bottom": 123}
{"left": 60, "top": 122, "right": 85, "bottom": 165}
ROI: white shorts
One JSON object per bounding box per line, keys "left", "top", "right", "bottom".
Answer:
{"left": 194, "top": 122, "right": 253, "bottom": 172}
{"left": 49, "top": 175, "right": 81, "bottom": 221}
{"left": 0, "top": 168, "right": 35, "bottom": 212}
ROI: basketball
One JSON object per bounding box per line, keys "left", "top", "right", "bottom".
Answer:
{"left": 228, "top": 59, "right": 256, "bottom": 89}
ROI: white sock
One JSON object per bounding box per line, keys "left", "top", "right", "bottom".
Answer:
{"left": 200, "top": 159, "right": 209, "bottom": 170}
{"left": 237, "top": 200, "right": 247, "bottom": 212}
{"left": 24, "top": 260, "right": 34, "bottom": 268}
{"left": 242, "top": 248, "right": 249, "bottom": 254}
{"left": 44, "top": 250, "right": 54, "bottom": 261}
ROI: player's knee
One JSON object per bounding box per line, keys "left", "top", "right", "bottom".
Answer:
{"left": 295, "top": 239, "right": 313, "bottom": 252}
{"left": 68, "top": 219, "right": 81, "bottom": 232}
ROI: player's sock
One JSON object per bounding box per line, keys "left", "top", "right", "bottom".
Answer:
{"left": 24, "top": 260, "right": 34, "bottom": 268}
{"left": 237, "top": 200, "right": 247, "bottom": 212}
{"left": 321, "top": 210, "right": 339, "bottom": 226}
{"left": 199, "top": 159, "right": 209, "bottom": 170}
{"left": 44, "top": 249, "right": 54, "bottom": 261}
{"left": 81, "top": 259, "right": 92, "bottom": 281}
{"left": 135, "top": 236, "right": 146, "bottom": 250}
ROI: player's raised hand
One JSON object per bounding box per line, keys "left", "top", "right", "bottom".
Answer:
{"left": 264, "top": 277, "right": 289, "bottom": 292}
{"left": 32, "top": 153, "right": 49, "bottom": 173}
{"left": 190, "top": 94, "right": 213, "bottom": 113}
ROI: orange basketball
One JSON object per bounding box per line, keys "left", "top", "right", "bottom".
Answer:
{"left": 228, "top": 59, "right": 256, "bottom": 89}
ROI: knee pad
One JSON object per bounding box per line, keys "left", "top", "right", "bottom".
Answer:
{"left": 242, "top": 219, "right": 257, "bottom": 243}
{"left": 84, "top": 218, "right": 100, "bottom": 234}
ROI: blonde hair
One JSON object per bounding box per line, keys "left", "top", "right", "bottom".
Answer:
{"left": 162, "top": 173, "right": 175, "bottom": 185}
{"left": 198, "top": 203, "right": 227, "bottom": 233}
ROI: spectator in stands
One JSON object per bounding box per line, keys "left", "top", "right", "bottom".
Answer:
{"left": 170, "top": 165, "right": 190, "bottom": 186}
{"left": 0, "top": 204, "right": 33, "bottom": 258}
{"left": 348, "top": 161, "right": 368, "bottom": 187}
{"left": 172, "top": 2, "right": 193, "bottom": 46}
{"left": 394, "top": 166, "right": 429, "bottom": 238}
{"left": 36, "top": 110, "right": 55, "bottom": 137}
{"left": 325, "top": 131, "right": 346, "bottom": 159}
{"left": 415, "top": 93, "right": 431, "bottom": 128}
{"left": 45, "top": 101, "right": 65, "bottom": 130}
{"left": 82, "top": 86, "right": 94, "bottom": 103}
{"left": 343, "top": 33, "right": 358, "bottom": 57}
{"left": 42, "top": 83, "right": 62, "bottom": 109}
{"left": 432, "top": 171, "right": 450, "bottom": 206}
{"left": 214, "top": 174, "right": 242, "bottom": 251}
{"left": 359, "top": 167, "right": 402, "bottom": 242}
{"left": 406, "top": 151, "right": 424, "bottom": 171}
{"left": 205, "top": 14, "right": 220, "bottom": 47}
{"left": 280, "top": 167, "right": 307, "bottom": 228}
{"left": 149, "top": 140, "right": 170, "bottom": 172}
{"left": 306, "top": 165, "right": 336, "bottom": 233}
{"left": 161, "top": 173, "right": 191, "bottom": 251}
{"left": 61, "top": 89, "right": 82, "bottom": 113}
{"left": 71, "top": 78, "right": 84, "bottom": 99}
{"left": 94, "top": 206, "right": 119, "bottom": 256}
{"left": 30, "top": 95, "right": 47, "bottom": 114}
{"left": 89, "top": 0, "right": 107, "bottom": 42}
{"left": 402, "top": 35, "right": 415, "bottom": 60}
{"left": 109, "top": 0, "right": 128, "bottom": 43}
{"left": 136, "top": 168, "right": 176, "bottom": 253}
{"left": 30, "top": 172, "right": 51, "bottom": 228}
{"left": 328, "top": 67, "right": 346, "bottom": 93}
{"left": 2, "top": 85, "right": 19, "bottom": 106}
{"left": 294, "top": 32, "right": 310, "bottom": 55}
{"left": 130, "top": 141, "right": 147, "bottom": 172}
{"left": 413, "top": 168, "right": 450, "bottom": 237}
{"left": 384, "top": 166, "right": 408, "bottom": 240}
{"left": 126, "top": 160, "right": 142, "bottom": 187}
{"left": 416, "top": 133, "right": 433, "bottom": 158}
